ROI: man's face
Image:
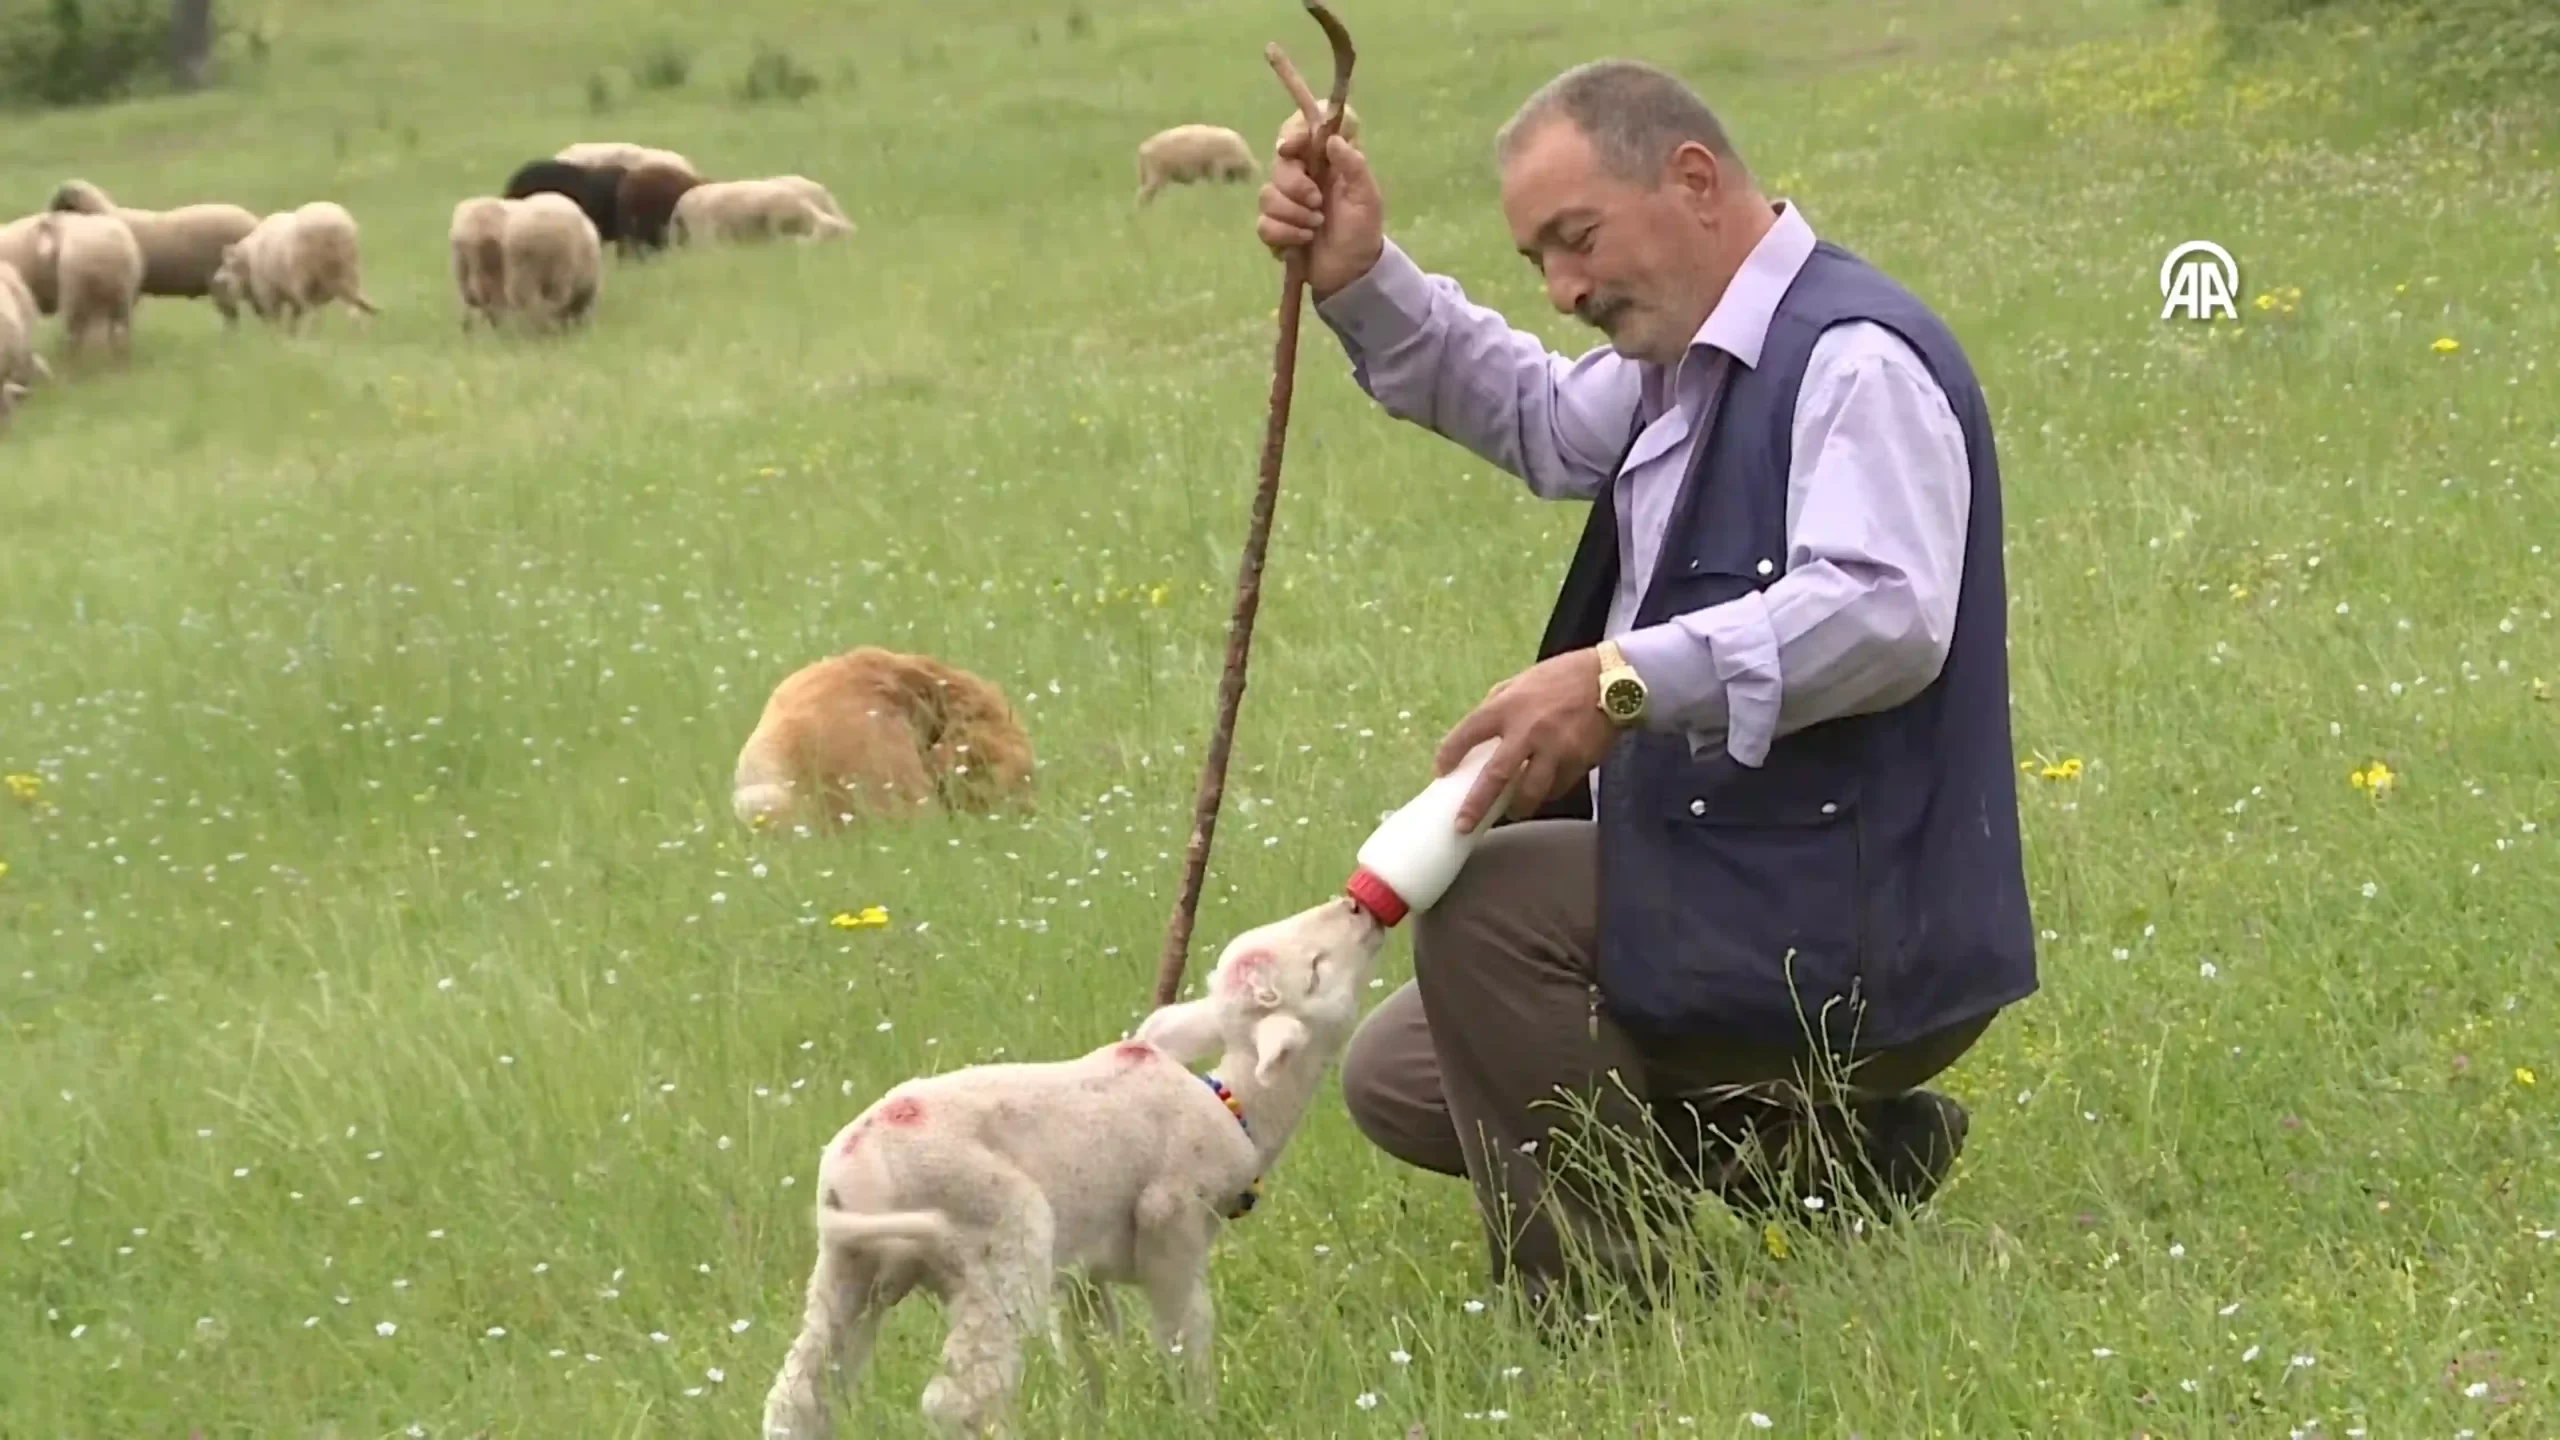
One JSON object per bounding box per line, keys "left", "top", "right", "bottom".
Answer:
{"left": 1500, "top": 118, "right": 1715, "bottom": 367}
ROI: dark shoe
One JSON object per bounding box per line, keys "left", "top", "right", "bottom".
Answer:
{"left": 1708, "top": 1089, "right": 1970, "bottom": 1224}
{"left": 1847, "top": 1089, "right": 1969, "bottom": 1214}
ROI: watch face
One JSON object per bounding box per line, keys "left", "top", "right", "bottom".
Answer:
{"left": 1603, "top": 677, "right": 1645, "bottom": 718}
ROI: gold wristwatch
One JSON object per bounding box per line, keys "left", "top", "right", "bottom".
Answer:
{"left": 1594, "top": 639, "right": 1648, "bottom": 727}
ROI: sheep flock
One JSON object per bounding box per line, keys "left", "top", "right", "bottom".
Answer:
{"left": 0, "top": 107, "right": 1358, "bottom": 442}
{"left": 0, "top": 138, "right": 856, "bottom": 435}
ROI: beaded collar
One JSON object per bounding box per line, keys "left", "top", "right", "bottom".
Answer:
{"left": 1201, "top": 1073, "right": 1263, "bottom": 1219}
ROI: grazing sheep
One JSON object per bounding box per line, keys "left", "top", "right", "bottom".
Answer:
{"left": 556, "top": 141, "right": 696, "bottom": 175}
{"left": 46, "top": 178, "right": 259, "bottom": 300}
{"left": 764, "top": 173, "right": 848, "bottom": 222}
{"left": 0, "top": 260, "right": 49, "bottom": 436}
{"left": 759, "top": 894, "right": 1392, "bottom": 1440}
{"left": 669, "top": 178, "right": 853, "bottom": 247}
{"left": 448, "top": 196, "right": 511, "bottom": 330}
{"left": 208, "top": 201, "right": 378, "bottom": 332}
{"left": 0, "top": 215, "right": 58, "bottom": 315}
{"left": 613, "top": 162, "right": 703, "bottom": 255}
{"left": 1134, "top": 123, "right": 1257, "bottom": 207}
{"left": 731, "top": 646, "right": 1035, "bottom": 833}
{"left": 499, "top": 192, "right": 602, "bottom": 332}
{"left": 1273, "top": 100, "right": 1361, "bottom": 155}
{"left": 501, "top": 159, "right": 626, "bottom": 248}
{"left": 31, "top": 210, "right": 143, "bottom": 362}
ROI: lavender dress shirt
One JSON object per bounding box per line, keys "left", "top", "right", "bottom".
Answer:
{"left": 1314, "top": 201, "right": 1973, "bottom": 772}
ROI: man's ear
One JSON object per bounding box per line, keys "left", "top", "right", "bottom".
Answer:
{"left": 1133, "top": 999, "right": 1223, "bottom": 1065}
{"left": 1250, "top": 1013, "right": 1309, "bottom": 1087}
{"left": 1667, "top": 140, "right": 1721, "bottom": 203}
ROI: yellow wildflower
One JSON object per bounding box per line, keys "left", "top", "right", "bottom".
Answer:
{"left": 2432, "top": 337, "right": 2460, "bottom": 354}
{"left": 2349, "top": 760, "right": 2396, "bottom": 799}
{"left": 2250, "top": 285, "right": 2301, "bottom": 315}
{"left": 3, "top": 773, "right": 39, "bottom": 802}
{"left": 830, "top": 905, "right": 891, "bottom": 930}
{"left": 0, "top": 861, "right": 9, "bottom": 881}
{"left": 1763, "top": 1221, "right": 1790, "bottom": 1260}
{"left": 2517, "top": 1067, "right": 2537, "bottom": 1088}
{"left": 1148, "top": 583, "right": 1169, "bottom": 606}
{"left": 2021, "top": 755, "right": 2083, "bottom": 781}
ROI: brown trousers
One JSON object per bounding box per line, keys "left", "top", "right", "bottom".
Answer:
{"left": 1340, "top": 818, "right": 1991, "bottom": 1304}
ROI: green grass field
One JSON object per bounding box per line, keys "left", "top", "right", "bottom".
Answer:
{"left": 5, "top": 0, "right": 2559, "bottom": 1432}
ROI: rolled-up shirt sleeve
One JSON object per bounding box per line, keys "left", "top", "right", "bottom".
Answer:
{"left": 1611, "top": 322, "right": 1972, "bottom": 767}
{"left": 1315, "top": 239, "right": 1642, "bottom": 502}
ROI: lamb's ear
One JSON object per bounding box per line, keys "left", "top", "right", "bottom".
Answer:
{"left": 1250, "top": 1013, "right": 1309, "bottom": 1087}
{"left": 1133, "top": 999, "right": 1222, "bottom": 1065}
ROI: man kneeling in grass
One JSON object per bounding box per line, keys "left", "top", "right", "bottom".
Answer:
{"left": 1255, "top": 57, "right": 2039, "bottom": 1315}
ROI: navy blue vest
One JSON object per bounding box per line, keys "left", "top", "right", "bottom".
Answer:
{"left": 1519, "top": 239, "right": 2038, "bottom": 1054}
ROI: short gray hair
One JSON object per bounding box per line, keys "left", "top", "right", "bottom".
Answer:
{"left": 1494, "top": 59, "right": 1749, "bottom": 186}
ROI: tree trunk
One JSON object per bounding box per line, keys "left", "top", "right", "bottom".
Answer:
{"left": 171, "top": 0, "right": 213, "bottom": 90}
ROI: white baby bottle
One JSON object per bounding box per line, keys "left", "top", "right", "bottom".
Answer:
{"left": 1342, "top": 739, "right": 1522, "bottom": 926}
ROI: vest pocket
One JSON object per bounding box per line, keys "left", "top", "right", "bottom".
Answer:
{"left": 1666, "top": 777, "right": 1866, "bottom": 971}
{"left": 1594, "top": 760, "right": 1870, "bottom": 1043}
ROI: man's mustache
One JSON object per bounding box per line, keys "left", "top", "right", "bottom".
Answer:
{"left": 1577, "top": 294, "right": 1631, "bottom": 329}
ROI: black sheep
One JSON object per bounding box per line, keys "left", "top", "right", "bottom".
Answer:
{"left": 501, "top": 159, "right": 628, "bottom": 246}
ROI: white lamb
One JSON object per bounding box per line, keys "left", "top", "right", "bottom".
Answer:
{"left": 31, "top": 210, "right": 142, "bottom": 362}
{"left": 1134, "top": 123, "right": 1257, "bottom": 207}
{"left": 669, "top": 178, "right": 852, "bottom": 246}
{"left": 500, "top": 192, "right": 602, "bottom": 332}
{"left": 759, "top": 893, "right": 1391, "bottom": 1440}
{"left": 208, "top": 201, "right": 378, "bottom": 332}
{"left": 448, "top": 196, "right": 510, "bottom": 331}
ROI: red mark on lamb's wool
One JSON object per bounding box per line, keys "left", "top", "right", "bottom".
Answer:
{"left": 1113, "top": 1040, "right": 1156, "bottom": 1065}
{"left": 837, "top": 1125, "right": 865, "bottom": 1156}
{"left": 879, "top": 1095, "right": 926, "bottom": 1127}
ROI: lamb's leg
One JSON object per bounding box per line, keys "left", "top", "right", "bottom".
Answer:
{"left": 920, "top": 1174, "right": 1056, "bottom": 1439}
{"left": 1133, "top": 1186, "right": 1220, "bottom": 1407}
{"left": 762, "top": 1242, "right": 896, "bottom": 1440}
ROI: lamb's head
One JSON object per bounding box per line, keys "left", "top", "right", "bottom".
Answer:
{"left": 208, "top": 243, "right": 248, "bottom": 323}
{"left": 1134, "top": 895, "right": 1387, "bottom": 1086}
{"left": 46, "top": 179, "right": 112, "bottom": 215}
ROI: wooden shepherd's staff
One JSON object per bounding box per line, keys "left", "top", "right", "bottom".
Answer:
{"left": 1151, "top": 1, "right": 1358, "bottom": 1009}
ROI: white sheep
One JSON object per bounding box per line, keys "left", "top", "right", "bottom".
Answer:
{"left": 669, "top": 178, "right": 852, "bottom": 246}
{"left": 1134, "top": 123, "right": 1258, "bottom": 207}
{"left": 47, "top": 178, "right": 259, "bottom": 301}
{"left": 556, "top": 141, "right": 696, "bottom": 175}
{"left": 208, "top": 201, "right": 378, "bottom": 332}
{"left": 31, "top": 210, "right": 143, "bottom": 362}
{"left": 1273, "top": 100, "right": 1361, "bottom": 156}
{"left": 759, "top": 893, "right": 1391, "bottom": 1440}
{"left": 500, "top": 192, "right": 602, "bottom": 332}
{"left": 0, "top": 259, "right": 50, "bottom": 436}
{"left": 764, "top": 174, "right": 848, "bottom": 222}
{"left": 448, "top": 196, "right": 511, "bottom": 331}
{"left": 0, "top": 215, "right": 58, "bottom": 315}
